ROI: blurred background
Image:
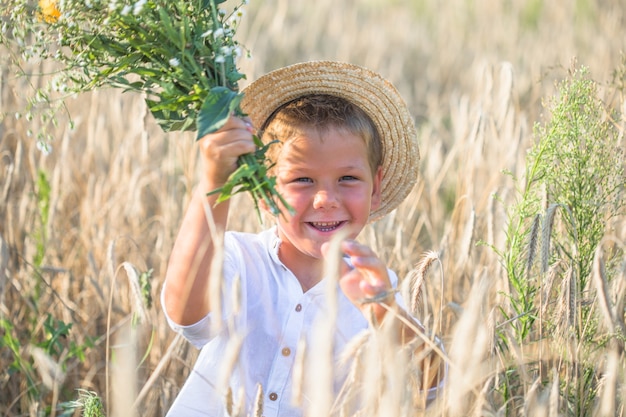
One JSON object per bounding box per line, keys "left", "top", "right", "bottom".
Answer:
{"left": 1, "top": 0, "right": 625, "bottom": 415}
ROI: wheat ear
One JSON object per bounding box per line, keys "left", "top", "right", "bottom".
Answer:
{"left": 540, "top": 260, "right": 561, "bottom": 320}
{"left": 526, "top": 213, "right": 540, "bottom": 279}
{"left": 409, "top": 250, "right": 440, "bottom": 314}
{"left": 557, "top": 266, "right": 576, "bottom": 335}
{"left": 541, "top": 204, "right": 559, "bottom": 273}
{"left": 120, "top": 261, "right": 147, "bottom": 324}
{"left": 251, "top": 383, "right": 264, "bottom": 417}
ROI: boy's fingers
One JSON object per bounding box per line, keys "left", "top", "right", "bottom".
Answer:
{"left": 240, "top": 116, "right": 255, "bottom": 133}
{"left": 224, "top": 114, "right": 253, "bottom": 130}
{"left": 199, "top": 132, "right": 255, "bottom": 160}
{"left": 341, "top": 240, "right": 389, "bottom": 287}
{"left": 340, "top": 239, "right": 379, "bottom": 262}
{"left": 338, "top": 267, "right": 365, "bottom": 300}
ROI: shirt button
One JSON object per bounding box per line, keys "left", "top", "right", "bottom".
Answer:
{"left": 269, "top": 392, "right": 278, "bottom": 401}
{"left": 295, "top": 304, "right": 302, "bottom": 312}
{"left": 281, "top": 347, "right": 291, "bottom": 356}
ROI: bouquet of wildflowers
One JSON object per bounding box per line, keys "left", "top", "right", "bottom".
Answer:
{"left": 0, "top": 0, "right": 291, "bottom": 218}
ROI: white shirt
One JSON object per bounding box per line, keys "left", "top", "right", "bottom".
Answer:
{"left": 162, "top": 227, "right": 442, "bottom": 417}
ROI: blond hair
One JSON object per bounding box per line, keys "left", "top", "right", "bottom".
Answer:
{"left": 260, "top": 94, "right": 383, "bottom": 174}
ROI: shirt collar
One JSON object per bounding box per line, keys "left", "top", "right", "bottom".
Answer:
{"left": 266, "top": 226, "right": 283, "bottom": 266}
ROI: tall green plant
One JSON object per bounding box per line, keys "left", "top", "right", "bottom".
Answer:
{"left": 498, "top": 65, "right": 624, "bottom": 342}
{"left": 493, "top": 65, "right": 625, "bottom": 414}
{"left": 532, "top": 68, "right": 624, "bottom": 289}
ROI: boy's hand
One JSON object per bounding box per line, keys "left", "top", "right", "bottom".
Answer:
{"left": 197, "top": 115, "right": 256, "bottom": 187}
{"left": 330, "top": 240, "right": 396, "bottom": 324}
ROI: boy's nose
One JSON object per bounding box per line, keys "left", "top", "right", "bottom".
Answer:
{"left": 313, "top": 188, "right": 339, "bottom": 209}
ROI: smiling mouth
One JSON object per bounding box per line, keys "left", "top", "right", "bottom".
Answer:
{"left": 308, "top": 221, "right": 344, "bottom": 232}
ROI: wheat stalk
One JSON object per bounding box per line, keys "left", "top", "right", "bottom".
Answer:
{"left": 291, "top": 335, "right": 307, "bottom": 407}
{"left": 597, "top": 348, "right": 619, "bottom": 417}
{"left": 470, "top": 377, "right": 493, "bottom": 417}
{"left": 487, "top": 307, "right": 497, "bottom": 355}
{"left": 548, "top": 368, "right": 559, "bottom": 417}
{"left": 565, "top": 265, "right": 577, "bottom": 330}
{"left": 304, "top": 232, "right": 348, "bottom": 416}
{"left": 332, "top": 331, "right": 373, "bottom": 417}
{"left": 224, "top": 387, "right": 234, "bottom": 417}
{"left": 447, "top": 277, "right": 492, "bottom": 416}
{"left": 29, "top": 346, "right": 66, "bottom": 390}
{"left": 487, "top": 192, "right": 496, "bottom": 247}
{"left": 0, "top": 234, "right": 8, "bottom": 308}
{"left": 524, "top": 378, "right": 541, "bottom": 415}
{"left": 204, "top": 201, "right": 224, "bottom": 334}
{"left": 232, "top": 386, "right": 245, "bottom": 417}
{"left": 231, "top": 272, "right": 242, "bottom": 316}
{"left": 592, "top": 245, "right": 616, "bottom": 333}
{"left": 133, "top": 334, "right": 183, "bottom": 409}
{"left": 111, "top": 322, "right": 138, "bottom": 417}
{"left": 612, "top": 259, "right": 626, "bottom": 335}
{"left": 217, "top": 333, "right": 244, "bottom": 397}
{"left": 457, "top": 207, "right": 476, "bottom": 270}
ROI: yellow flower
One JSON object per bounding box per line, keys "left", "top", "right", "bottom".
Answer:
{"left": 38, "top": 0, "right": 60, "bottom": 23}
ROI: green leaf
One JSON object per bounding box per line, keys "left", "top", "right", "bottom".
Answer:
{"left": 196, "top": 86, "right": 242, "bottom": 140}
{"left": 154, "top": 114, "right": 196, "bottom": 132}
{"left": 228, "top": 164, "right": 256, "bottom": 183}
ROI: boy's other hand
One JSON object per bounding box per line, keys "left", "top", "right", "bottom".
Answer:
{"left": 325, "top": 239, "right": 395, "bottom": 323}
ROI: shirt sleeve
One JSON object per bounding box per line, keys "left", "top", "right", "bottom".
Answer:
{"left": 160, "top": 281, "right": 213, "bottom": 349}
{"left": 160, "top": 232, "right": 246, "bottom": 349}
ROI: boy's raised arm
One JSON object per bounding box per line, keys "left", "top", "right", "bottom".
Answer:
{"left": 163, "top": 116, "right": 256, "bottom": 326}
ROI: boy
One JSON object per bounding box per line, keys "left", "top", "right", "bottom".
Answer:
{"left": 162, "top": 61, "right": 444, "bottom": 416}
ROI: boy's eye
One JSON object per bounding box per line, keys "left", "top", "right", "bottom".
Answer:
{"left": 294, "top": 177, "right": 313, "bottom": 183}
{"left": 340, "top": 175, "right": 358, "bottom": 181}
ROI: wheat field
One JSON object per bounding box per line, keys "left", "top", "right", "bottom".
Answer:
{"left": 1, "top": 0, "right": 626, "bottom": 416}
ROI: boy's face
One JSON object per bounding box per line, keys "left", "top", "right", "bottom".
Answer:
{"left": 271, "top": 126, "right": 382, "bottom": 262}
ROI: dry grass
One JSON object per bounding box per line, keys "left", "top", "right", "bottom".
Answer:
{"left": 1, "top": 0, "right": 626, "bottom": 415}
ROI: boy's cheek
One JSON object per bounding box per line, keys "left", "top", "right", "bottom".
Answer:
{"left": 276, "top": 187, "right": 305, "bottom": 210}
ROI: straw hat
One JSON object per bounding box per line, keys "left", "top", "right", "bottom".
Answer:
{"left": 240, "top": 61, "right": 420, "bottom": 222}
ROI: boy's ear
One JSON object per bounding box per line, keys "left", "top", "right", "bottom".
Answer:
{"left": 370, "top": 166, "right": 383, "bottom": 211}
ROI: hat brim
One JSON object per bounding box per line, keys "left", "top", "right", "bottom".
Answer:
{"left": 241, "top": 61, "right": 419, "bottom": 222}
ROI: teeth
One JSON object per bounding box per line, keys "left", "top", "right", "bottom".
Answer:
{"left": 310, "top": 221, "right": 341, "bottom": 231}
{"left": 312, "top": 221, "right": 340, "bottom": 227}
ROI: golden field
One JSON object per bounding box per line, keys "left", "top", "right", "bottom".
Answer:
{"left": 1, "top": 0, "right": 625, "bottom": 415}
